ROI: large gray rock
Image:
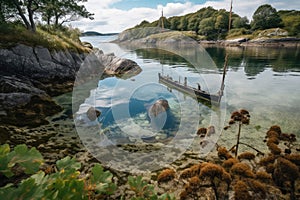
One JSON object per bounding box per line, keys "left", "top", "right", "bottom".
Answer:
{"left": 0, "top": 44, "right": 87, "bottom": 95}
{"left": 94, "top": 49, "right": 142, "bottom": 78}
{"left": 0, "top": 43, "right": 141, "bottom": 126}
{"left": 0, "top": 75, "right": 62, "bottom": 127}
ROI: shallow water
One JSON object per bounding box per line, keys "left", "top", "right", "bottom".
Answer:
{"left": 73, "top": 36, "right": 300, "bottom": 171}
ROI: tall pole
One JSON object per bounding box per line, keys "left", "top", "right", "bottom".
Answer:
{"left": 219, "top": 53, "right": 228, "bottom": 97}
{"left": 161, "top": 9, "right": 164, "bottom": 30}
{"left": 228, "top": 0, "right": 233, "bottom": 31}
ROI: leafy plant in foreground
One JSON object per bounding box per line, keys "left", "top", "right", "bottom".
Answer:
{"left": 128, "top": 175, "right": 175, "bottom": 200}
{"left": 0, "top": 144, "right": 116, "bottom": 200}
{"left": 0, "top": 144, "right": 43, "bottom": 178}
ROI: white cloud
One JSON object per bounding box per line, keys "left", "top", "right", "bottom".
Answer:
{"left": 157, "top": 2, "right": 193, "bottom": 17}
{"left": 70, "top": 0, "right": 300, "bottom": 33}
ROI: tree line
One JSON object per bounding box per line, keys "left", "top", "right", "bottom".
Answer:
{"left": 0, "top": 0, "right": 93, "bottom": 32}
{"left": 134, "top": 4, "right": 300, "bottom": 40}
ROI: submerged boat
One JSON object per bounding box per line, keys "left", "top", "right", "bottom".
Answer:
{"left": 158, "top": 73, "right": 223, "bottom": 104}
{"left": 158, "top": 53, "right": 228, "bottom": 104}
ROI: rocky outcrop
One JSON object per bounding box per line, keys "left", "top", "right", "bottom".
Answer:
{"left": 0, "top": 44, "right": 86, "bottom": 96}
{"left": 94, "top": 49, "right": 142, "bottom": 78}
{"left": 0, "top": 43, "right": 141, "bottom": 127}
{"left": 0, "top": 44, "right": 88, "bottom": 127}
{"left": 0, "top": 75, "right": 62, "bottom": 127}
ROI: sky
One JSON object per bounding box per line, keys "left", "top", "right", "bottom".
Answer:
{"left": 70, "top": 0, "right": 300, "bottom": 33}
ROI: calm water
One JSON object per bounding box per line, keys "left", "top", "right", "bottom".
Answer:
{"left": 77, "top": 36, "right": 300, "bottom": 151}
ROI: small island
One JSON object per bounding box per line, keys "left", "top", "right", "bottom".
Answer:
{"left": 81, "top": 31, "right": 118, "bottom": 37}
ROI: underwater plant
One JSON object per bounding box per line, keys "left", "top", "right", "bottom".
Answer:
{"left": 224, "top": 109, "right": 264, "bottom": 158}
{"left": 199, "top": 162, "right": 232, "bottom": 200}
{"left": 260, "top": 125, "right": 299, "bottom": 200}
{"left": 157, "top": 169, "right": 176, "bottom": 184}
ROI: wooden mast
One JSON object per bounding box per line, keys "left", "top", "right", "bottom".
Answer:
{"left": 161, "top": 9, "right": 164, "bottom": 30}
{"left": 228, "top": 0, "right": 233, "bottom": 31}
{"left": 219, "top": 53, "right": 228, "bottom": 97}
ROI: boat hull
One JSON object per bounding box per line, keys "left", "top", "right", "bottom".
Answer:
{"left": 158, "top": 73, "right": 221, "bottom": 103}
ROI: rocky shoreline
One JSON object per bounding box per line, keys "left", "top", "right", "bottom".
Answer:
{"left": 200, "top": 37, "right": 300, "bottom": 47}
{"left": 0, "top": 43, "right": 141, "bottom": 127}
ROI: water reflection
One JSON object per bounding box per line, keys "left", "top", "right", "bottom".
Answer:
{"left": 205, "top": 46, "right": 300, "bottom": 76}
{"left": 73, "top": 36, "right": 300, "bottom": 172}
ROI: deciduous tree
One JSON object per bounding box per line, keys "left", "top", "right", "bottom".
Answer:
{"left": 41, "top": 0, "right": 94, "bottom": 27}
{"left": 251, "top": 4, "right": 282, "bottom": 30}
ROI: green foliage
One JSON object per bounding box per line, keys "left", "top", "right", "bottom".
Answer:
{"left": 0, "top": 0, "right": 93, "bottom": 32}
{"left": 0, "top": 144, "right": 43, "bottom": 178}
{"left": 90, "top": 164, "right": 117, "bottom": 195}
{"left": 41, "top": 0, "right": 94, "bottom": 26}
{"left": 0, "top": 144, "right": 116, "bottom": 200}
{"left": 227, "top": 28, "right": 252, "bottom": 39}
{"left": 251, "top": 4, "right": 282, "bottom": 30}
{"left": 278, "top": 10, "right": 300, "bottom": 37}
{"left": 0, "top": 23, "right": 88, "bottom": 53}
{"left": 178, "top": 17, "right": 188, "bottom": 31}
{"left": 232, "top": 16, "right": 249, "bottom": 29}
{"left": 131, "top": 4, "right": 299, "bottom": 40}
{"left": 128, "top": 176, "right": 175, "bottom": 200}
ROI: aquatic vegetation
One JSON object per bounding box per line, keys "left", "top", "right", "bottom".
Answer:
{"left": 199, "top": 162, "right": 232, "bottom": 199}
{"left": 247, "top": 179, "right": 267, "bottom": 199}
{"left": 157, "top": 169, "right": 176, "bottom": 184}
{"left": 273, "top": 158, "right": 299, "bottom": 200}
{"left": 238, "top": 152, "right": 256, "bottom": 161}
{"left": 224, "top": 109, "right": 263, "bottom": 158}
{"left": 255, "top": 171, "right": 272, "bottom": 182}
{"left": 179, "top": 168, "right": 193, "bottom": 179}
{"left": 269, "top": 125, "right": 282, "bottom": 135}
{"left": 1, "top": 120, "right": 299, "bottom": 199}
{"left": 222, "top": 158, "right": 239, "bottom": 170}
{"left": 230, "top": 163, "right": 255, "bottom": 178}
{"left": 217, "top": 146, "right": 233, "bottom": 160}
{"left": 197, "top": 127, "right": 207, "bottom": 137}
{"left": 285, "top": 154, "right": 300, "bottom": 166}
{"left": 188, "top": 176, "right": 201, "bottom": 189}
{"left": 233, "top": 180, "right": 251, "bottom": 200}
{"left": 259, "top": 125, "right": 300, "bottom": 200}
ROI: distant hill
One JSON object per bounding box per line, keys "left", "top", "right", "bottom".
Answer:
{"left": 81, "top": 31, "right": 118, "bottom": 36}
{"left": 127, "top": 6, "right": 299, "bottom": 40}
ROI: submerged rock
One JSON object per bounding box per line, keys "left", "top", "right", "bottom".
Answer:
{"left": 148, "top": 99, "right": 169, "bottom": 117}
{"left": 86, "top": 107, "right": 101, "bottom": 121}
{"left": 148, "top": 99, "right": 170, "bottom": 131}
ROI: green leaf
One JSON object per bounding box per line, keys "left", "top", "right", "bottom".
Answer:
{"left": 0, "top": 176, "right": 45, "bottom": 200}
{"left": 8, "top": 144, "right": 43, "bottom": 174}
{"left": 91, "top": 164, "right": 116, "bottom": 194}
{"left": 0, "top": 144, "right": 13, "bottom": 177}
{"left": 128, "top": 175, "right": 148, "bottom": 193}
{"left": 0, "top": 144, "right": 10, "bottom": 156}
{"left": 56, "top": 156, "right": 81, "bottom": 171}
{"left": 91, "top": 164, "right": 112, "bottom": 184}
